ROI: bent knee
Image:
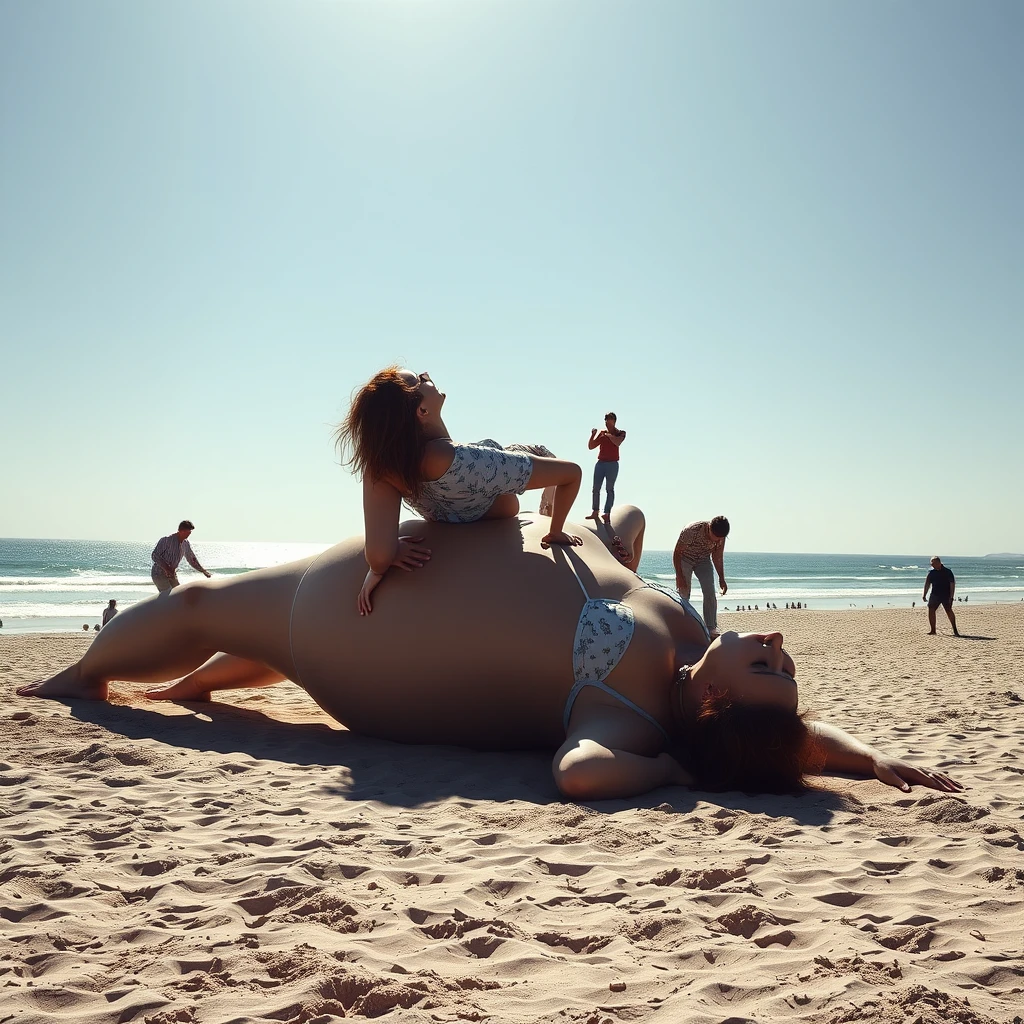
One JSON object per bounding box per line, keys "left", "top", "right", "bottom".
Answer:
{"left": 613, "top": 504, "right": 645, "bottom": 530}
{"left": 175, "top": 580, "right": 214, "bottom": 611}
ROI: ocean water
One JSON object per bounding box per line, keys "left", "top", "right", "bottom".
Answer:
{"left": 0, "top": 538, "right": 1021, "bottom": 633}
{"left": 641, "top": 550, "right": 1024, "bottom": 615}
{"left": 0, "top": 539, "right": 329, "bottom": 634}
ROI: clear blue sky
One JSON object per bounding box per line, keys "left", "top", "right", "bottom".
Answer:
{"left": 2, "top": 1, "right": 1021, "bottom": 554}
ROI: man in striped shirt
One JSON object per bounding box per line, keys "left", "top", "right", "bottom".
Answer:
{"left": 151, "top": 520, "right": 212, "bottom": 592}
{"left": 673, "top": 516, "right": 730, "bottom": 636}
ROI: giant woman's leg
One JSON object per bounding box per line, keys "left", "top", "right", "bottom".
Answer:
{"left": 16, "top": 559, "right": 309, "bottom": 701}
{"left": 607, "top": 504, "right": 645, "bottom": 572}
{"left": 146, "top": 653, "right": 288, "bottom": 702}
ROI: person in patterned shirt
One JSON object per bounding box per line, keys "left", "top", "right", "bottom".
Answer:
{"left": 150, "top": 520, "right": 212, "bottom": 592}
{"left": 673, "top": 516, "right": 730, "bottom": 635}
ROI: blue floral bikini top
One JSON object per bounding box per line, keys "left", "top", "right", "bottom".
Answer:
{"left": 404, "top": 440, "right": 535, "bottom": 524}
{"left": 561, "top": 554, "right": 710, "bottom": 740}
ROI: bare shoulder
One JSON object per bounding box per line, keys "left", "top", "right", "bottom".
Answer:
{"left": 420, "top": 438, "right": 456, "bottom": 480}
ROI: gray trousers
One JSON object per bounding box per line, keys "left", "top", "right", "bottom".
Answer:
{"left": 679, "top": 555, "right": 718, "bottom": 633}
{"left": 152, "top": 568, "right": 179, "bottom": 593}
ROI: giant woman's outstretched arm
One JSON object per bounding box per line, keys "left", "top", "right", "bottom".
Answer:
{"left": 809, "top": 721, "right": 962, "bottom": 792}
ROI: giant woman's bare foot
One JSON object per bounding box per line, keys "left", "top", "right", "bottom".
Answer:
{"left": 16, "top": 663, "right": 108, "bottom": 701}
{"left": 145, "top": 677, "right": 212, "bottom": 702}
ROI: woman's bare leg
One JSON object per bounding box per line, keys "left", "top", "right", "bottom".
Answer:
{"left": 15, "top": 559, "right": 308, "bottom": 701}
{"left": 146, "top": 653, "right": 288, "bottom": 702}
{"left": 504, "top": 444, "right": 557, "bottom": 516}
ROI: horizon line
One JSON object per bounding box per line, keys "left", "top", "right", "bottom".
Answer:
{"left": 1, "top": 536, "right": 1020, "bottom": 561}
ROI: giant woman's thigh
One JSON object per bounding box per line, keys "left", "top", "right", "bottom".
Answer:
{"left": 184, "top": 556, "right": 323, "bottom": 679}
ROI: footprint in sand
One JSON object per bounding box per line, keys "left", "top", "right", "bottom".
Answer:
{"left": 533, "top": 931, "right": 612, "bottom": 954}
{"left": 713, "top": 905, "right": 782, "bottom": 939}
{"left": 875, "top": 925, "right": 935, "bottom": 951}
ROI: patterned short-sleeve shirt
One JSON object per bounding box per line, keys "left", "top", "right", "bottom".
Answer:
{"left": 674, "top": 521, "right": 719, "bottom": 566}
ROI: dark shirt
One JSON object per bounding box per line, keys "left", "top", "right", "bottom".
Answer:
{"left": 926, "top": 566, "right": 955, "bottom": 602}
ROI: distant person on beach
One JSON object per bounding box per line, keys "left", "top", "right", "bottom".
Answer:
{"left": 923, "top": 556, "right": 959, "bottom": 637}
{"left": 151, "top": 521, "right": 212, "bottom": 593}
{"left": 17, "top": 506, "right": 961, "bottom": 801}
{"left": 673, "top": 517, "right": 730, "bottom": 635}
{"left": 101, "top": 600, "right": 118, "bottom": 627}
{"left": 337, "top": 366, "right": 583, "bottom": 614}
{"left": 586, "top": 413, "right": 626, "bottom": 524}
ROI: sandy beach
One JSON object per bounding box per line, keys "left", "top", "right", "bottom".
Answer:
{"left": 1, "top": 605, "right": 1022, "bottom": 1024}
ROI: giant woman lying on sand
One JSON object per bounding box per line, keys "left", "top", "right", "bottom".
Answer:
{"left": 17, "top": 507, "right": 960, "bottom": 801}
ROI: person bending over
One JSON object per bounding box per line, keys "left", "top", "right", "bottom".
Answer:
{"left": 151, "top": 520, "right": 212, "bottom": 592}
{"left": 17, "top": 507, "right": 959, "bottom": 802}
{"left": 336, "top": 366, "right": 583, "bottom": 613}
{"left": 674, "top": 516, "right": 730, "bottom": 635}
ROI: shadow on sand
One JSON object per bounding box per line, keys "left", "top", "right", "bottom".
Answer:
{"left": 64, "top": 696, "right": 852, "bottom": 826}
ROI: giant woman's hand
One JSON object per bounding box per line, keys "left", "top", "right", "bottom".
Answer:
{"left": 872, "top": 755, "right": 963, "bottom": 794}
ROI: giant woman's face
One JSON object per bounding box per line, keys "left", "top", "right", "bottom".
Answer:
{"left": 684, "top": 632, "right": 798, "bottom": 716}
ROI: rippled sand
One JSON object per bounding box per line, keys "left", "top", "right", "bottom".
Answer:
{"left": 2, "top": 605, "right": 1022, "bottom": 1023}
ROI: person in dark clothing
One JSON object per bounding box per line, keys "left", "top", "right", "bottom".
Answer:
{"left": 923, "top": 556, "right": 959, "bottom": 636}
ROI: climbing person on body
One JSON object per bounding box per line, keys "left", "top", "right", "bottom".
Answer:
{"left": 336, "top": 366, "right": 583, "bottom": 614}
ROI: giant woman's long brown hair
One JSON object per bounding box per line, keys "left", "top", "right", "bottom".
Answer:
{"left": 334, "top": 366, "right": 427, "bottom": 495}
{"left": 677, "top": 685, "right": 822, "bottom": 794}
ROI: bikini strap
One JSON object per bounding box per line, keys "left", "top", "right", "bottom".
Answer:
{"left": 561, "top": 550, "right": 593, "bottom": 600}
{"left": 627, "top": 580, "right": 711, "bottom": 641}
{"left": 563, "top": 677, "right": 669, "bottom": 742}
